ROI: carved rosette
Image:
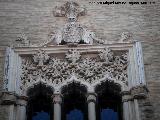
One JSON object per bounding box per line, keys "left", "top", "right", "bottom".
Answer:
{"left": 20, "top": 48, "right": 128, "bottom": 91}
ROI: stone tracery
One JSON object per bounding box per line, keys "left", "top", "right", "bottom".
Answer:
{"left": 20, "top": 48, "right": 128, "bottom": 92}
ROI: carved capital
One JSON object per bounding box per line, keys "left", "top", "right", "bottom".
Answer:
{"left": 86, "top": 93, "right": 97, "bottom": 103}
{"left": 121, "top": 91, "right": 132, "bottom": 102}
{"left": 131, "top": 85, "right": 148, "bottom": 99}
{"left": 17, "top": 96, "right": 28, "bottom": 106}
{"left": 0, "top": 91, "right": 17, "bottom": 105}
{"left": 52, "top": 94, "right": 62, "bottom": 104}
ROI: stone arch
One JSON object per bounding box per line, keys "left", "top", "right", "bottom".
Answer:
{"left": 95, "top": 79, "right": 123, "bottom": 120}
{"left": 55, "top": 75, "right": 92, "bottom": 93}
{"left": 92, "top": 74, "right": 128, "bottom": 92}
{"left": 25, "top": 81, "right": 54, "bottom": 95}
{"left": 26, "top": 82, "right": 54, "bottom": 120}
{"left": 60, "top": 80, "right": 88, "bottom": 120}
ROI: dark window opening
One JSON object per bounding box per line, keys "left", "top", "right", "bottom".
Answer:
{"left": 27, "top": 83, "right": 53, "bottom": 120}
{"left": 96, "top": 82, "right": 122, "bottom": 120}
{"left": 61, "top": 83, "right": 88, "bottom": 120}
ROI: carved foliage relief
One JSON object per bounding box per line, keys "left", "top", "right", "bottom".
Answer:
{"left": 20, "top": 48, "right": 128, "bottom": 91}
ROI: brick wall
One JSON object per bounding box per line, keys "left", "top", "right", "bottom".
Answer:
{"left": 0, "top": 0, "right": 160, "bottom": 120}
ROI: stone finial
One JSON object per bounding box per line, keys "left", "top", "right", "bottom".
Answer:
{"left": 65, "top": 49, "right": 81, "bottom": 63}
{"left": 33, "top": 50, "right": 50, "bottom": 66}
{"left": 15, "top": 33, "right": 30, "bottom": 47}
{"left": 54, "top": 1, "right": 86, "bottom": 22}
{"left": 99, "top": 47, "right": 113, "bottom": 63}
{"left": 119, "top": 32, "right": 132, "bottom": 42}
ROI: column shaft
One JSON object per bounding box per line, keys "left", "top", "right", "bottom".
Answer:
{"left": 88, "top": 102, "right": 96, "bottom": 120}
{"left": 16, "top": 96, "right": 28, "bottom": 120}
{"left": 17, "top": 105, "right": 26, "bottom": 120}
{"left": 53, "top": 94, "right": 62, "bottom": 120}
{"left": 54, "top": 103, "right": 61, "bottom": 120}
{"left": 87, "top": 93, "right": 96, "bottom": 120}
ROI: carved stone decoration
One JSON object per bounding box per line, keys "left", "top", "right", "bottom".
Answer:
{"left": 15, "top": 33, "right": 30, "bottom": 47}
{"left": 131, "top": 85, "right": 148, "bottom": 99}
{"left": 50, "top": 22, "right": 103, "bottom": 45}
{"left": 66, "top": 49, "right": 81, "bottom": 63}
{"left": 119, "top": 32, "right": 132, "bottom": 42}
{"left": 0, "top": 91, "right": 17, "bottom": 105}
{"left": 54, "top": 1, "right": 86, "bottom": 22}
{"left": 33, "top": 50, "right": 50, "bottom": 66}
{"left": 44, "top": 1, "right": 104, "bottom": 45}
{"left": 20, "top": 48, "right": 128, "bottom": 92}
{"left": 99, "top": 47, "right": 113, "bottom": 63}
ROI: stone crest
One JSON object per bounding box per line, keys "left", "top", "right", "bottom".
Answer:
{"left": 48, "top": 1, "right": 104, "bottom": 45}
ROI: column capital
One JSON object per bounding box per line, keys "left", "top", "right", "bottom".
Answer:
{"left": 52, "top": 94, "right": 62, "bottom": 104}
{"left": 86, "top": 93, "right": 97, "bottom": 103}
{"left": 17, "top": 95, "right": 28, "bottom": 106}
{"left": 121, "top": 91, "right": 132, "bottom": 102}
{"left": 130, "top": 85, "right": 148, "bottom": 99}
{"left": 0, "top": 91, "right": 17, "bottom": 105}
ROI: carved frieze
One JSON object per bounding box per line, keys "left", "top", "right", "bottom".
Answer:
{"left": 20, "top": 48, "right": 128, "bottom": 91}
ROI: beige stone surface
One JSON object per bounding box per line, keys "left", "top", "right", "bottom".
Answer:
{"left": 0, "top": 0, "right": 160, "bottom": 120}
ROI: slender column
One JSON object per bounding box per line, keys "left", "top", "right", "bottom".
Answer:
{"left": 16, "top": 96, "right": 28, "bottom": 120}
{"left": 52, "top": 94, "right": 62, "bottom": 120}
{"left": 122, "top": 91, "right": 132, "bottom": 120}
{"left": 134, "top": 99, "right": 140, "bottom": 120}
{"left": 87, "top": 93, "right": 96, "bottom": 120}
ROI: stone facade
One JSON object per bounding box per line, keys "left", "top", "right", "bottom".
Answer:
{"left": 0, "top": 0, "right": 160, "bottom": 120}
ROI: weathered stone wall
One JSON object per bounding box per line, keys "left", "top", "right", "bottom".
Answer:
{"left": 0, "top": 0, "right": 160, "bottom": 120}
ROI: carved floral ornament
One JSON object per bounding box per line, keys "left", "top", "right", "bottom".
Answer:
{"left": 20, "top": 48, "right": 128, "bottom": 92}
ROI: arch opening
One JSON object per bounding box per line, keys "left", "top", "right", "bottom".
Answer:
{"left": 26, "top": 83, "right": 54, "bottom": 120}
{"left": 95, "top": 81, "right": 122, "bottom": 120}
{"left": 61, "top": 82, "right": 88, "bottom": 120}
